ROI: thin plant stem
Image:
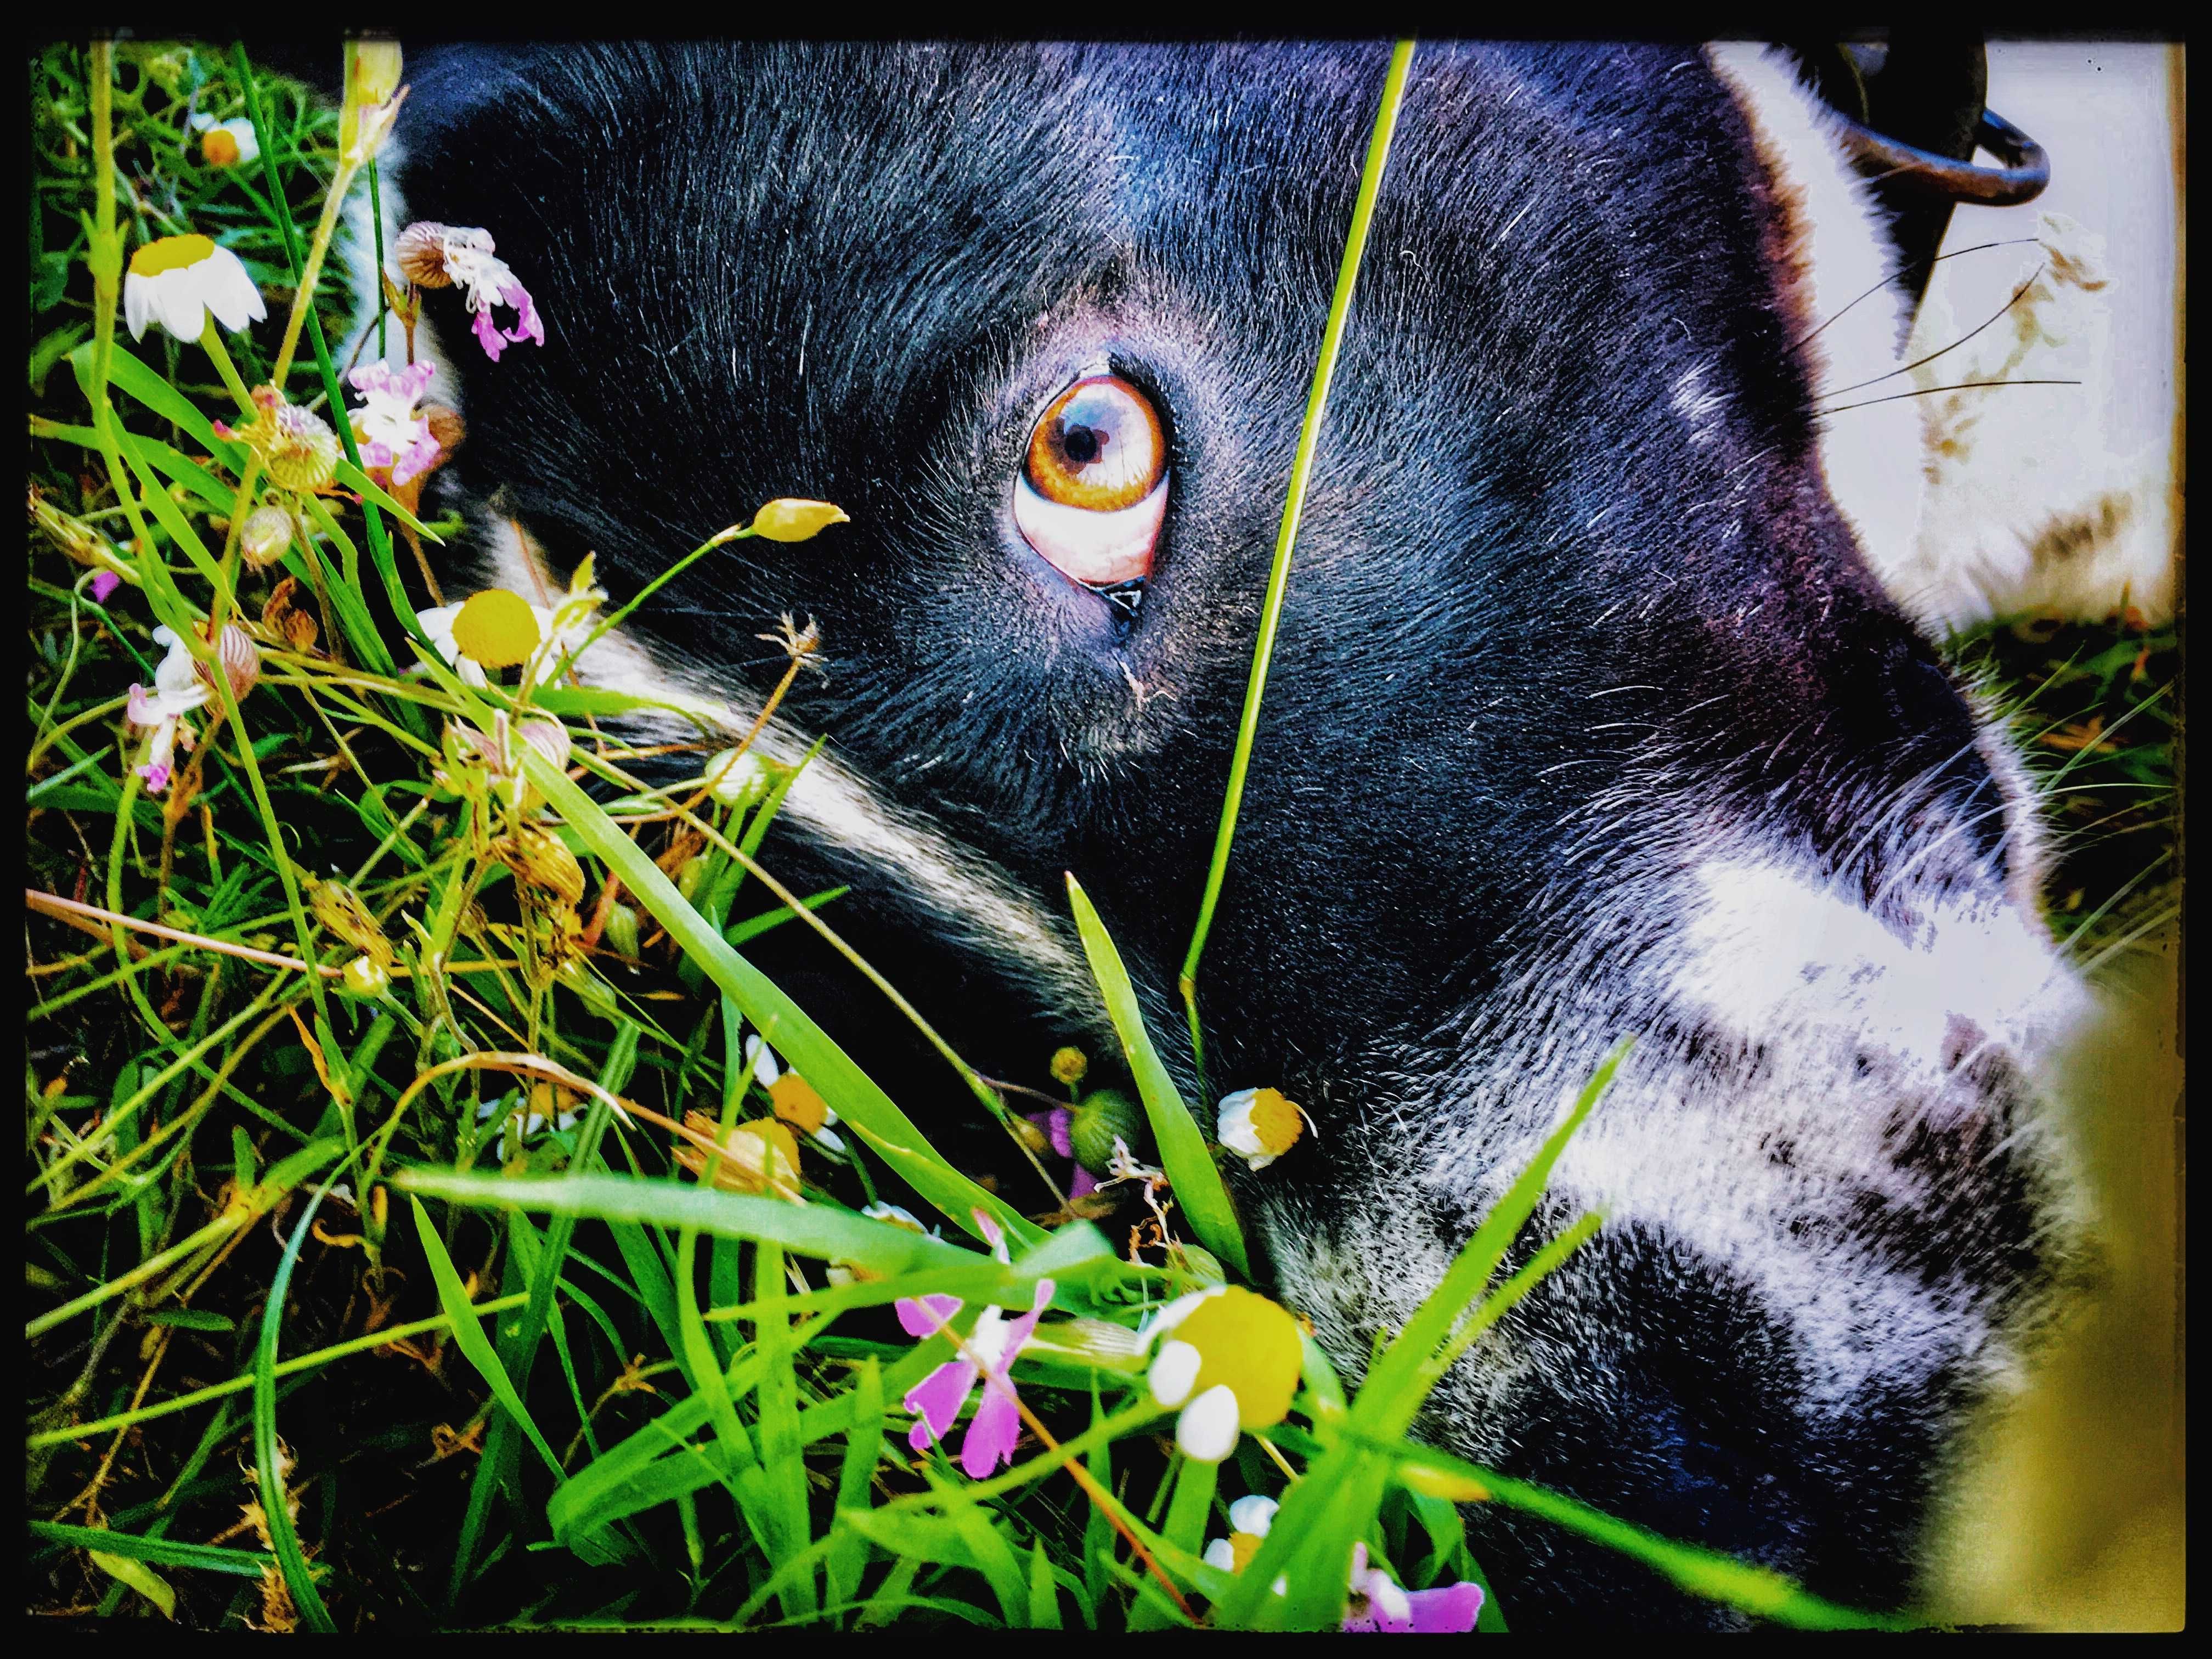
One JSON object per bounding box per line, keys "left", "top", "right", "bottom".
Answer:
{"left": 197, "top": 318, "right": 256, "bottom": 416}
{"left": 1177, "top": 40, "right": 1414, "bottom": 1093}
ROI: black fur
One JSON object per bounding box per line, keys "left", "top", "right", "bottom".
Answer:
{"left": 388, "top": 42, "right": 2058, "bottom": 1628}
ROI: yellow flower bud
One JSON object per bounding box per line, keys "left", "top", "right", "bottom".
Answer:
{"left": 749, "top": 499, "right": 850, "bottom": 543}
{"left": 451, "top": 588, "right": 542, "bottom": 668}
{"left": 1049, "top": 1046, "right": 1089, "bottom": 1087}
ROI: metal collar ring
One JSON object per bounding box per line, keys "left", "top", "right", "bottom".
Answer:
{"left": 1832, "top": 106, "right": 2051, "bottom": 207}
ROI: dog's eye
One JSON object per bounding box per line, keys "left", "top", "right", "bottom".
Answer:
{"left": 1014, "top": 374, "right": 1168, "bottom": 588}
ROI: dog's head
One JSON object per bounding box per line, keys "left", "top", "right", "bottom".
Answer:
{"left": 382, "top": 42, "right": 2084, "bottom": 1625}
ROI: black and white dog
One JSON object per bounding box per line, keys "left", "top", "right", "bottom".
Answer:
{"left": 372, "top": 43, "right": 2087, "bottom": 1627}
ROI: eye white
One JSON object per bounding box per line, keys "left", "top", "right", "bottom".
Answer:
{"left": 1013, "top": 473, "right": 1167, "bottom": 588}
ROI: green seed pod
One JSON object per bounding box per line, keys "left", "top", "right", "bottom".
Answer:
{"left": 602, "top": 902, "right": 641, "bottom": 963}
{"left": 1069, "top": 1087, "right": 1147, "bottom": 1173}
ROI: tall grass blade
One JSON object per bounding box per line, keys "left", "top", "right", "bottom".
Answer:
{"left": 1064, "top": 873, "right": 1249, "bottom": 1278}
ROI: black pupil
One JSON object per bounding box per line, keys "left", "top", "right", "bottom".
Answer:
{"left": 1059, "top": 422, "right": 1105, "bottom": 466}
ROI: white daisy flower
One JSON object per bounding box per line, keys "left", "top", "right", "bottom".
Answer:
{"left": 744, "top": 1032, "right": 845, "bottom": 1153}
{"left": 123, "top": 234, "right": 267, "bottom": 343}
{"left": 190, "top": 113, "right": 261, "bottom": 168}
{"left": 1216, "top": 1086, "right": 1307, "bottom": 1172}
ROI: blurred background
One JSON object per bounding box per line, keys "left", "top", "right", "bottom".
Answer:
{"left": 1914, "top": 41, "right": 2183, "bottom": 1633}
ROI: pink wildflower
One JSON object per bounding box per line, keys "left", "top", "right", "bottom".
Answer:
{"left": 1341, "top": 1543, "right": 1485, "bottom": 1634}
{"left": 396, "top": 222, "right": 545, "bottom": 362}
{"left": 1027, "top": 1107, "right": 1098, "bottom": 1198}
{"left": 348, "top": 362, "right": 443, "bottom": 485}
{"left": 896, "top": 1210, "right": 1055, "bottom": 1478}
{"left": 125, "top": 625, "right": 209, "bottom": 795}
{"left": 89, "top": 570, "right": 121, "bottom": 603}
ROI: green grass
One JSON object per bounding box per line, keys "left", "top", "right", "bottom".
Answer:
{"left": 24, "top": 39, "right": 2175, "bottom": 1632}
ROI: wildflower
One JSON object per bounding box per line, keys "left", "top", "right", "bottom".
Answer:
{"left": 745, "top": 1034, "right": 844, "bottom": 1153}
{"left": 219, "top": 387, "right": 340, "bottom": 493}
{"left": 394, "top": 221, "right": 544, "bottom": 362}
{"left": 348, "top": 362, "right": 442, "bottom": 486}
{"left": 1024, "top": 1107, "right": 1098, "bottom": 1199}
{"left": 239, "top": 505, "right": 292, "bottom": 568}
{"left": 89, "top": 570, "right": 121, "bottom": 603}
{"left": 340, "top": 40, "right": 404, "bottom": 162}
{"left": 190, "top": 114, "right": 260, "bottom": 169}
{"left": 1049, "top": 1046, "right": 1088, "bottom": 1087}
{"left": 898, "top": 1210, "right": 1054, "bottom": 1478}
{"left": 1143, "top": 1284, "right": 1302, "bottom": 1463}
{"left": 1340, "top": 1543, "right": 1484, "bottom": 1634}
{"left": 124, "top": 234, "right": 267, "bottom": 344}
{"left": 517, "top": 718, "right": 572, "bottom": 773}
{"left": 1202, "top": 1500, "right": 1483, "bottom": 1632}
{"left": 201, "top": 620, "right": 262, "bottom": 704}
{"left": 416, "top": 589, "right": 562, "bottom": 687}
{"left": 1203, "top": 1494, "right": 1290, "bottom": 1596}
{"left": 749, "top": 499, "right": 850, "bottom": 542}
{"left": 672, "top": 1112, "right": 803, "bottom": 1199}
{"left": 1217, "top": 1086, "right": 1306, "bottom": 1171}
{"left": 125, "top": 624, "right": 210, "bottom": 793}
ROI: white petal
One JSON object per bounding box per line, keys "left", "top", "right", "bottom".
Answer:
{"left": 1203, "top": 1538, "right": 1235, "bottom": 1572}
{"left": 810, "top": 1126, "right": 847, "bottom": 1154}
{"left": 1227, "top": 1495, "right": 1279, "bottom": 1537}
{"left": 1365, "top": 1571, "right": 1412, "bottom": 1626}
{"left": 1175, "top": 1385, "right": 1242, "bottom": 1463}
{"left": 1148, "top": 1339, "right": 1201, "bottom": 1408}
{"left": 199, "top": 246, "right": 267, "bottom": 333}
{"left": 745, "top": 1034, "right": 780, "bottom": 1087}
{"left": 151, "top": 268, "right": 207, "bottom": 342}
{"left": 123, "top": 273, "right": 154, "bottom": 341}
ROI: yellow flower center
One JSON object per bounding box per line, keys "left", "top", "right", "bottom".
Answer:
{"left": 1228, "top": 1531, "right": 1265, "bottom": 1572}
{"left": 1175, "top": 1286, "right": 1302, "bottom": 1431}
{"left": 1249, "top": 1088, "right": 1303, "bottom": 1156}
{"left": 769, "top": 1072, "right": 831, "bottom": 1135}
{"left": 202, "top": 128, "right": 241, "bottom": 167}
{"left": 452, "top": 589, "right": 542, "bottom": 668}
{"left": 128, "top": 234, "right": 217, "bottom": 276}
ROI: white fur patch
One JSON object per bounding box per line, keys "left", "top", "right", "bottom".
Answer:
{"left": 481, "top": 523, "right": 1107, "bottom": 1032}
{"left": 1707, "top": 44, "right": 1927, "bottom": 614}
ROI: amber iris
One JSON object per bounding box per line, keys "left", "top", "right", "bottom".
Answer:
{"left": 1024, "top": 375, "right": 1165, "bottom": 512}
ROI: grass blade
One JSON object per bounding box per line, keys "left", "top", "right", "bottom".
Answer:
{"left": 252, "top": 1186, "right": 338, "bottom": 1633}
{"left": 407, "top": 1194, "right": 564, "bottom": 1480}
{"left": 524, "top": 748, "right": 1039, "bottom": 1249}
{"left": 827, "top": 1358, "right": 885, "bottom": 1614}
{"left": 1065, "top": 873, "right": 1249, "bottom": 1278}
